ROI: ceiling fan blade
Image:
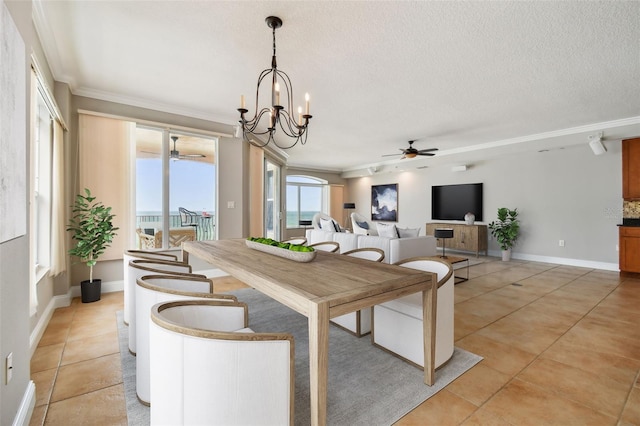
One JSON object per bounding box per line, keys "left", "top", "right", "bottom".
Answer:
{"left": 381, "top": 153, "right": 402, "bottom": 157}
{"left": 179, "top": 154, "right": 206, "bottom": 158}
{"left": 417, "top": 148, "right": 438, "bottom": 153}
{"left": 416, "top": 152, "right": 436, "bottom": 156}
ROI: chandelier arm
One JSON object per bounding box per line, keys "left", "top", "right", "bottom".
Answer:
{"left": 278, "top": 109, "right": 305, "bottom": 137}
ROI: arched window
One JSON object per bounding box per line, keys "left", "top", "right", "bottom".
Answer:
{"left": 286, "top": 175, "right": 328, "bottom": 228}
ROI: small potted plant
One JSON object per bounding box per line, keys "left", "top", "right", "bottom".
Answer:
{"left": 488, "top": 207, "right": 519, "bottom": 261}
{"left": 67, "top": 188, "right": 118, "bottom": 302}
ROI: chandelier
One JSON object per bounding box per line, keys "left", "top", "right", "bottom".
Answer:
{"left": 237, "top": 16, "right": 312, "bottom": 149}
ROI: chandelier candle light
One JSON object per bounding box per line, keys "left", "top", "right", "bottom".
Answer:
{"left": 238, "top": 16, "right": 312, "bottom": 149}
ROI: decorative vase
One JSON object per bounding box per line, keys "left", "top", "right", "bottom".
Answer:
{"left": 464, "top": 212, "right": 475, "bottom": 225}
{"left": 80, "top": 279, "right": 102, "bottom": 303}
{"left": 501, "top": 249, "right": 512, "bottom": 262}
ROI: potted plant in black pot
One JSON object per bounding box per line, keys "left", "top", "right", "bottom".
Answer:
{"left": 488, "top": 207, "right": 520, "bottom": 261}
{"left": 67, "top": 188, "right": 118, "bottom": 303}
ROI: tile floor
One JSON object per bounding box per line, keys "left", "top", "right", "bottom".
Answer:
{"left": 30, "top": 258, "right": 640, "bottom": 425}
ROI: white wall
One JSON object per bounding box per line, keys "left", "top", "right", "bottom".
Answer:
{"left": 347, "top": 142, "right": 623, "bottom": 270}
{"left": 1, "top": 1, "right": 33, "bottom": 424}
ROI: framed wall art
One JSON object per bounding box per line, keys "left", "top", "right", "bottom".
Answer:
{"left": 371, "top": 183, "right": 398, "bottom": 222}
{"left": 1, "top": 2, "right": 27, "bottom": 243}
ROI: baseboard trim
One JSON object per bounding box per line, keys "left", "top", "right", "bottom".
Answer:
{"left": 12, "top": 381, "right": 35, "bottom": 426}
{"left": 69, "top": 279, "right": 124, "bottom": 298}
{"left": 30, "top": 294, "right": 71, "bottom": 358}
{"left": 487, "top": 250, "right": 619, "bottom": 271}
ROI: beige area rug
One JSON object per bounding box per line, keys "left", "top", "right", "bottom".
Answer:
{"left": 118, "top": 289, "right": 482, "bottom": 425}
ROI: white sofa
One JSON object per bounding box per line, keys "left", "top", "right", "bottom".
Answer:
{"left": 305, "top": 229, "right": 437, "bottom": 264}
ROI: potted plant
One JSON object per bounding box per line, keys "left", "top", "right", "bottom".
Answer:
{"left": 67, "top": 188, "right": 118, "bottom": 302}
{"left": 488, "top": 207, "right": 519, "bottom": 261}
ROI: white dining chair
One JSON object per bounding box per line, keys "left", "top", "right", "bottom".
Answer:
{"left": 122, "top": 250, "right": 180, "bottom": 325}
{"left": 282, "top": 236, "right": 307, "bottom": 245}
{"left": 372, "top": 257, "right": 455, "bottom": 369}
{"left": 308, "top": 241, "right": 340, "bottom": 253}
{"left": 135, "top": 274, "right": 237, "bottom": 405}
{"left": 127, "top": 259, "right": 201, "bottom": 354}
{"left": 330, "top": 248, "right": 385, "bottom": 336}
{"left": 150, "top": 300, "right": 294, "bottom": 425}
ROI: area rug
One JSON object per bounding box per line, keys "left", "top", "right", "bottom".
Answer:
{"left": 117, "top": 288, "right": 482, "bottom": 425}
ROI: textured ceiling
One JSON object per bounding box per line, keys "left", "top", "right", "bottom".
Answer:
{"left": 33, "top": 1, "right": 640, "bottom": 173}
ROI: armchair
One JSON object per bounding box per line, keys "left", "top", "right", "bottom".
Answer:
{"left": 122, "top": 250, "right": 181, "bottom": 325}
{"left": 372, "top": 257, "right": 455, "bottom": 369}
{"left": 127, "top": 259, "right": 202, "bottom": 354}
{"left": 135, "top": 274, "right": 237, "bottom": 404}
{"left": 311, "top": 212, "right": 342, "bottom": 232}
{"left": 351, "top": 212, "right": 378, "bottom": 236}
{"left": 150, "top": 300, "right": 294, "bottom": 425}
{"left": 330, "top": 248, "right": 385, "bottom": 337}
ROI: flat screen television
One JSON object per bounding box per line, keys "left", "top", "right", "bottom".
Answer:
{"left": 431, "top": 183, "right": 483, "bottom": 222}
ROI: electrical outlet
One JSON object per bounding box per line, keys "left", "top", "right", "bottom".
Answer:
{"left": 559, "top": 240, "right": 565, "bottom": 247}
{"left": 6, "top": 352, "right": 13, "bottom": 384}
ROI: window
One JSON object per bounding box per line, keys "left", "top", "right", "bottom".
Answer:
{"left": 31, "top": 73, "right": 53, "bottom": 281}
{"left": 286, "top": 175, "right": 328, "bottom": 228}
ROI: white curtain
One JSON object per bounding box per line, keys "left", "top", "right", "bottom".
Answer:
{"left": 50, "top": 120, "right": 66, "bottom": 276}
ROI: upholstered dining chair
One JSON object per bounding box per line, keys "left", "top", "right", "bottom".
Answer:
{"left": 308, "top": 241, "right": 340, "bottom": 253}
{"left": 372, "top": 257, "right": 455, "bottom": 369}
{"left": 127, "top": 259, "right": 202, "bottom": 354}
{"left": 122, "top": 250, "right": 181, "bottom": 325}
{"left": 341, "top": 247, "right": 385, "bottom": 262}
{"left": 330, "top": 248, "right": 385, "bottom": 337}
{"left": 135, "top": 274, "right": 237, "bottom": 405}
{"left": 150, "top": 300, "right": 294, "bottom": 425}
{"left": 282, "top": 236, "right": 307, "bottom": 245}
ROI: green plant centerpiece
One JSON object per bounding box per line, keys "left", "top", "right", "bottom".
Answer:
{"left": 246, "top": 237, "right": 316, "bottom": 262}
{"left": 488, "top": 207, "right": 519, "bottom": 261}
{"left": 247, "top": 237, "right": 314, "bottom": 252}
{"left": 67, "top": 188, "right": 118, "bottom": 301}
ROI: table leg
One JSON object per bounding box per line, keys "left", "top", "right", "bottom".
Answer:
{"left": 422, "top": 280, "right": 437, "bottom": 386}
{"left": 309, "top": 301, "right": 330, "bottom": 426}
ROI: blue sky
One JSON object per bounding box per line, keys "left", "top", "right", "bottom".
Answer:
{"left": 136, "top": 159, "right": 216, "bottom": 213}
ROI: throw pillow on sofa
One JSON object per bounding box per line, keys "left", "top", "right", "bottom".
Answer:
{"left": 356, "top": 220, "right": 369, "bottom": 230}
{"left": 320, "top": 218, "right": 340, "bottom": 232}
{"left": 397, "top": 227, "right": 420, "bottom": 238}
{"left": 376, "top": 223, "right": 398, "bottom": 238}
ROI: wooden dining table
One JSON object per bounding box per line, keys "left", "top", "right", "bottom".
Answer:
{"left": 183, "top": 239, "right": 437, "bottom": 426}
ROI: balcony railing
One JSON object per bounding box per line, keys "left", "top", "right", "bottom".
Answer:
{"left": 136, "top": 214, "right": 215, "bottom": 241}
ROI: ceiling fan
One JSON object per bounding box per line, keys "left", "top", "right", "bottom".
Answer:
{"left": 169, "top": 136, "right": 206, "bottom": 160}
{"left": 382, "top": 140, "right": 438, "bottom": 159}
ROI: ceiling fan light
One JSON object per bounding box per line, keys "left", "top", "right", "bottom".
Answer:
{"left": 405, "top": 152, "right": 417, "bottom": 158}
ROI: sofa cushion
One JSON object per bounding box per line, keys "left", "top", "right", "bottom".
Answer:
{"left": 397, "top": 227, "right": 420, "bottom": 238}
{"left": 376, "top": 223, "right": 399, "bottom": 238}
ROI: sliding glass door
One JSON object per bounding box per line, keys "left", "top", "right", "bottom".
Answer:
{"left": 135, "top": 127, "right": 217, "bottom": 249}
